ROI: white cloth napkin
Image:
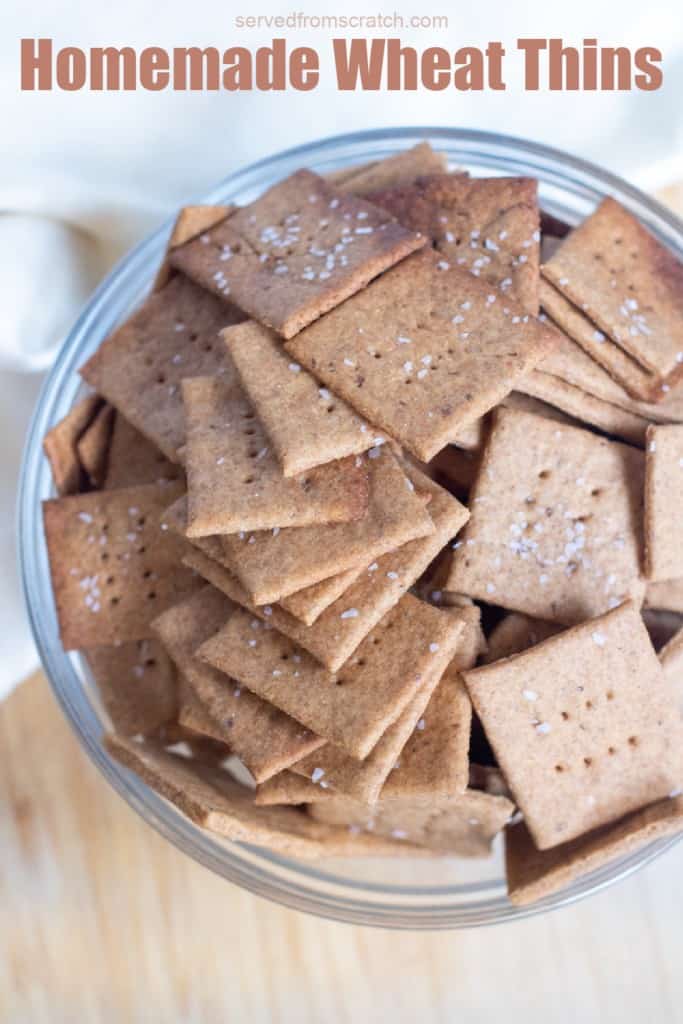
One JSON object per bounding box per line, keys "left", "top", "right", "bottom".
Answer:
{"left": 1, "top": 0, "right": 682, "bottom": 699}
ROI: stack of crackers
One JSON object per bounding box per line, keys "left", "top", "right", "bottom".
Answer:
{"left": 41, "top": 142, "right": 683, "bottom": 907}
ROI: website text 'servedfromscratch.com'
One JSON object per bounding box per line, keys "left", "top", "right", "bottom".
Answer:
{"left": 234, "top": 13, "right": 450, "bottom": 31}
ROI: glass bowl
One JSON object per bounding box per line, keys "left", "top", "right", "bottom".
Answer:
{"left": 19, "top": 127, "right": 683, "bottom": 930}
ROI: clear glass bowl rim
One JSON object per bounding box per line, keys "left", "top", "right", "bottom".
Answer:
{"left": 18, "top": 125, "right": 683, "bottom": 931}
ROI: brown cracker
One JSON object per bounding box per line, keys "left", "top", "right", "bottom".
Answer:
{"left": 505, "top": 798, "right": 683, "bottom": 906}
{"left": 369, "top": 174, "right": 540, "bottom": 313}
{"left": 336, "top": 142, "right": 447, "bottom": 196}
{"left": 645, "top": 578, "right": 683, "bottom": 613}
{"left": 154, "top": 205, "right": 233, "bottom": 290}
{"left": 464, "top": 601, "right": 683, "bottom": 849}
{"left": 518, "top": 370, "right": 649, "bottom": 447}
{"left": 278, "top": 565, "right": 365, "bottom": 626}
{"left": 189, "top": 466, "right": 468, "bottom": 672}
{"left": 539, "top": 277, "right": 659, "bottom": 401}
{"left": 220, "top": 446, "right": 433, "bottom": 605}
{"left": 660, "top": 626, "right": 683, "bottom": 709}
{"left": 169, "top": 169, "right": 426, "bottom": 339}
{"left": 104, "top": 414, "right": 182, "bottom": 490}
{"left": 75, "top": 402, "right": 116, "bottom": 488}
{"left": 447, "top": 406, "right": 646, "bottom": 625}
{"left": 152, "top": 585, "right": 323, "bottom": 782}
{"left": 645, "top": 424, "right": 683, "bottom": 581}
{"left": 182, "top": 376, "right": 369, "bottom": 536}
{"left": 197, "top": 595, "right": 464, "bottom": 759}
{"left": 285, "top": 248, "right": 557, "bottom": 461}
{"left": 80, "top": 273, "right": 243, "bottom": 462}
{"left": 542, "top": 197, "right": 683, "bottom": 380}
{"left": 43, "top": 395, "right": 102, "bottom": 495}
{"left": 255, "top": 771, "right": 333, "bottom": 806}
{"left": 106, "top": 735, "right": 425, "bottom": 858}
{"left": 223, "top": 320, "right": 375, "bottom": 475}
{"left": 85, "top": 639, "right": 177, "bottom": 737}
{"left": 309, "top": 789, "right": 514, "bottom": 857}
{"left": 483, "top": 613, "right": 561, "bottom": 664}
{"left": 43, "top": 480, "right": 200, "bottom": 650}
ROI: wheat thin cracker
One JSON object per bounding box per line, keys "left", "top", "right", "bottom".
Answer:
{"left": 447, "top": 407, "right": 645, "bottom": 625}
{"left": 220, "top": 447, "right": 433, "bottom": 605}
{"left": 255, "top": 772, "right": 333, "bottom": 806}
{"left": 182, "top": 376, "right": 369, "bottom": 536}
{"left": 197, "top": 595, "right": 464, "bottom": 759}
{"left": 152, "top": 585, "right": 323, "bottom": 782}
{"left": 542, "top": 197, "right": 683, "bottom": 381}
{"left": 483, "top": 613, "right": 561, "bottom": 664}
{"left": 43, "top": 395, "right": 102, "bottom": 495}
{"left": 154, "top": 205, "right": 233, "bottom": 290}
{"left": 43, "top": 480, "right": 200, "bottom": 650}
{"left": 85, "top": 639, "right": 177, "bottom": 737}
{"left": 336, "top": 142, "right": 447, "bottom": 195}
{"left": 369, "top": 173, "right": 540, "bottom": 313}
{"left": 223, "top": 320, "right": 376, "bottom": 475}
{"left": 286, "top": 249, "right": 556, "bottom": 461}
{"left": 309, "top": 789, "right": 514, "bottom": 857}
{"left": 169, "top": 169, "right": 426, "bottom": 339}
{"left": 75, "top": 402, "right": 115, "bottom": 488}
{"left": 645, "top": 578, "right": 683, "bottom": 614}
{"left": 644, "top": 424, "right": 683, "bottom": 581}
{"left": 104, "top": 414, "right": 182, "bottom": 490}
{"left": 464, "top": 601, "right": 683, "bottom": 849}
{"left": 505, "top": 798, "right": 683, "bottom": 906}
{"left": 106, "top": 736, "right": 425, "bottom": 858}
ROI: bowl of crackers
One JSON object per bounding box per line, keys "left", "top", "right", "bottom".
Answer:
{"left": 21, "top": 127, "right": 683, "bottom": 929}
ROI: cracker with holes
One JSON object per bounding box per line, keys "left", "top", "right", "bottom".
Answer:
{"left": 85, "top": 639, "right": 178, "bottom": 737}
{"left": 309, "top": 789, "right": 515, "bottom": 857}
{"left": 169, "top": 169, "right": 426, "bottom": 339}
{"left": 542, "top": 197, "right": 683, "bottom": 385}
{"left": 42, "top": 480, "right": 200, "bottom": 650}
{"left": 182, "top": 376, "right": 369, "bottom": 536}
{"left": 336, "top": 142, "right": 447, "bottom": 196}
{"left": 106, "top": 735, "right": 426, "bottom": 858}
{"left": 154, "top": 205, "right": 233, "bottom": 290}
{"left": 80, "top": 274, "right": 243, "bottom": 462}
{"left": 369, "top": 174, "right": 540, "bottom": 313}
{"left": 645, "top": 424, "right": 683, "bottom": 582}
{"left": 505, "top": 797, "right": 683, "bottom": 906}
{"left": 188, "top": 465, "right": 468, "bottom": 672}
{"left": 152, "top": 585, "right": 324, "bottom": 782}
{"left": 197, "top": 595, "right": 463, "bottom": 759}
{"left": 220, "top": 446, "right": 433, "bottom": 605}
{"left": 464, "top": 601, "right": 683, "bottom": 849}
{"left": 447, "top": 407, "right": 645, "bottom": 624}
{"left": 285, "top": 249, "right": 556, "bottom": 461}
{"left": 223, "top": 320, "right": 376, "bottom": 475}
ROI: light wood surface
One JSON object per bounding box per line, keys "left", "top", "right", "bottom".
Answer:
{"left": 4, "top": 185, "right": 683, "bottom": 1024}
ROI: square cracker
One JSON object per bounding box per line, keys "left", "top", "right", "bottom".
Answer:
{"left": 76, "top": 403, "right": 116, "bottom": 488}
{"left": 505, "top": 798, "right": 683, "bottom": 906}
{"left": 309, "top": 789, "right": 514, "bottom": 857}
{"left": 463, "top": 601, "right": 683, "bottom": 849}
{"left": 286, "top": 632, "right": 462, "bottom": 805}
{"left": 85, "top": 638, "right": 177, "bottom": 737}
{"left": 368, "top": 174, "right": 540, "bottom": 313}
{"left": 80, "top": 273, "right": 244, "bottom": 462}
{"left": 169, "top": 169, "right": 426, "bottom": 339}
{"left": 197, "top": 595, "right": 464, "bottom": 759}
{"left": 278, "top": 565, "right": 365, "bottom": 626}
{"left": 104, "top": 414, "right": 181, "bottom": 490}
{"left": 182, "top": 376, "right": 369, "bottom": 536}
{"left": 43, "top": 480, "right": 200, "bottom": 650}
{"left": 539, "top": 277, "right": 659, "bottom": 402}
{"left": 517, "top": 370, "right": 649, "bottom": 447}
{"left": 154, "top": 205, "right": 233, "bottom": 291}
{"left": 483, "top": 613, "right": 561, "bottom": 664}
{"left": 645, "top": 578, "right": 683, "bottom": 614}
{"left": 223, "top": 320, "right": 375, "bottom": 476}
{"left": 189, "top": 466, "right": 468, "bottom": 672}
{"left": 659, "top": 626, "right": 683, "bottom": 709}
{"left": 106, "top": 735, "right": 425, "bottom": 858}
{"left": 152, "top": 585, "right": 323, "bottom": 782}
{"left": 542, "top": 197, "right": 683, "bottom": 380}
{"left": 220, "top": 446, "right": 433, "bottom": 605}
{"left": 447, "top": 406, "right": 645, "bottom": 625}
{"left": 43, "top": 395, "right": 102, "bottom": 496}
{"left": 336, "top": 142, "right": 447, "bottom": 196}
{"left": 255, "top": 771, "right": 334, "bottom": 806}
{"left": 645, "top": 424, "right": 683, "bottom": 581}
{"left": 285, "top": 248, "right": 556, "bottom": 461}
